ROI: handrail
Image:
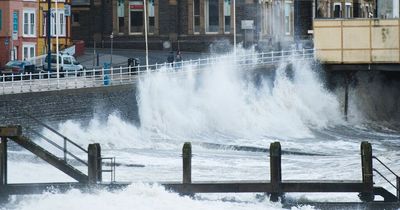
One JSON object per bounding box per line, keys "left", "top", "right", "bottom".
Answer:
{"left": 373, "top": 168, "right": 398, "bottom": 190}
{"left": 23, "top": 111, "right": 88, "bottom": 154}
{"left": 373, "top": 156, "right": 399, "bottom": 178}
{"left": 101, "top": 157, "right": 116, "bottom": 182}
{"left": 25, "top": 127, "right": 88, "bottom": 166}
{"left": 373, "top": 156, "right": 400, "bottom": 199}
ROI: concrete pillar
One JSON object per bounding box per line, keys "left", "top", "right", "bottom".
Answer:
{"left": 359, "top": 141, "right": 374, "bottom": 202}
{"left": 270, "top": 142, "right": 282, "bottom": 202}
{"left": 88, "top": 143, "right": 102, "bottom": 184}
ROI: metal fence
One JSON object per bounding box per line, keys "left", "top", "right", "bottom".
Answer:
{"left": 0, "top": 49, "right": 314, "bottom": 95}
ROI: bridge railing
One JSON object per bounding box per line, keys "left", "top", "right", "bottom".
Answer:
{"left": 0, "top": 49, "right": 315, "bottom": 95}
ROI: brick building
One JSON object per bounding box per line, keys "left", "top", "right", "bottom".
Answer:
{"left": 0, "top": 0, "right": 39, "bottom": 67}
{"left": 72, "top": 0, "right": 260, "bottom": 51}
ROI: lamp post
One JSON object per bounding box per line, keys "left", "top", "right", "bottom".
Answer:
{"left": 144, "top": 0, "right": 149, "bottom": 71}
{"left": 47, "top": 0, "right": 51, "bottom": 75}
{"left": 55, "top": 0, "right": 60, "bottom": 88}
{"left": 110, "top": 32, "right": 114, "bottom": 65}
{"left": 233, "top": 0, "right": 236, "bottom": 54}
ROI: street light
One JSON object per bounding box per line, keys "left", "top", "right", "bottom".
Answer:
{"left": 233, "top": 0, "right": 236, "bottom": 51}
{"left": 110, "top": 32, "right": 114, "bottom": 65}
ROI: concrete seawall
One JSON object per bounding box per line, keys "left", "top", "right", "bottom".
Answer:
{"left": 0, "top": 84, "right": 139, "bottom": 128}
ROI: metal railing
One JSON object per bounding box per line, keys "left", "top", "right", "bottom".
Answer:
{"left": 24, "top": 112, "right": 88, "bottom": 165}
{"left": 372, "top": 155, "right": 400, "bottom": 200}
{"left": 101, "top": 157, "right": 116, "bottom": 182}
{"left": 0, "top": 49, "right": 315, "bottom": 95}
{"left": 22, "top": 112, "right": 116, "bottom": 180}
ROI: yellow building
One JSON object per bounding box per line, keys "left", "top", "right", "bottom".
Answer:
{"left": 37, "top": 0, "right": 72, "bottom": 56}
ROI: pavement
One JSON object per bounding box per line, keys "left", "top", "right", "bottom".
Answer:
{"left": 77, "top": 48, "right": 210, "bottom": 69}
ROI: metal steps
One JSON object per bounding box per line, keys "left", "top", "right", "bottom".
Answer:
{"left": 9, "top": 135, "right": 88, "bottom": 183}
{"left": 374, "top": 187, "right": 399, "bottom": 202}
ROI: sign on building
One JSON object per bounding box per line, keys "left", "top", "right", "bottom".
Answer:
{"left": 12, "top": 31, "right": 18, "bottom": 41}
{"left": 241, "top": 20, "right": 254, "bottom": 30}
{"left": 65, "top": 5, "right": 71, "bottom": 16}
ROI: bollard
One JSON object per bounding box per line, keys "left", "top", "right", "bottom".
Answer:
{"left": 88, "top": 143, "right": 102, "bottom": 184}
{"left": 270, "top": 142, "right": 283, "bottom": 202}
{"left": 182, "top": 142, "right": 193, "bottom": 196}
{"left": 359, "top": 141, "right": 374, "bottom": 202}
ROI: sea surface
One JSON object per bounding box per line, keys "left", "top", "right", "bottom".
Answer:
{"left": 3, "top": 49, "right": 400, "bottom": 210}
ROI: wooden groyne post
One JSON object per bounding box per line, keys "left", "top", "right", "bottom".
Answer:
{"left": 270, "top": 142, "right": 283, "bottom": 202}
{"left": 88, "top": 143, "right": 102, "bottom": 184}
{"left": 359, "top": 141, "right": 374, "bottom": 202}
{"left": 182, "top": 142, "right": 192, "bottom": 196}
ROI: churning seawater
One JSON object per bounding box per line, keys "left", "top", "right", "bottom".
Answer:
{"left": 3, "top": 49, "right": 400, "bottom": 210}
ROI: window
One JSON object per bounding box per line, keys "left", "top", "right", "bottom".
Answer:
{"left": 148, "top": 0, "right": 155, "bottom": 34}
{"left": 23, "top": 9, "right": 36, "bottom": 37}
{"left": 63, "top": 57, "right": 72, "bottom": 64}
{"left": 10, "top": 47, "right": 17, "bottom": 61}
{"left": 43, "top": 9, "right": 66, "bottom": 37}
{"left": 333, "top": 3, "right": 342, "bottom": 18}
{"left": 129, "top": 1, "right": 144, "bottom": 34}
{"left": 117, "top": 0, "right": 125, "bottom": 33}
{"left": 284, "top": 2, "right": 292, "bottom": 35}
{"left": 23, "top": 44, "right": 35, "bottom": 60}
{"left": 72, "top": 12, "right": 80, "bottom": 26}
{"left": 205, "top": 0, "right": 219, "bottom": 33}
{"left": 193, "top": 0, "right": 200, "bottom": 33}
{"left": 13, "top": 11, "right": 19, "bottom": 33}
{"left": 345, "top": 3, "right": 352, "bottom": 18}
{"left": 59, "top": 12, "right": 65, "bottom": 35}
{"left": 0, "top": 10, "right": 2, "bottom": 31}
{"left": 224, "top": 0, "right": 230, "bottom": 33}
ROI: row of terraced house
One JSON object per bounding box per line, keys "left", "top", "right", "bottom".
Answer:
{"left": 0, "top": 0, "right": 72, "bottom": 68}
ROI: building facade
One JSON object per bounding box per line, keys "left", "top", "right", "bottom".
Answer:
{"left": 37, "top": 0, "right": 73, "bottom": 56}
{"left": 0, "top": 0, "right": 72, "bottom": 68}
{"left": 72, "top": 0, "right": 259, "bottom": 51}
{"left": 0, "top": 0, "right": 39, "bottom": 67}
{"left": 316, "top": 0, "right": 376, "bottom": 18}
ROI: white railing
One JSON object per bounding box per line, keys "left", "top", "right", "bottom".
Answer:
{"left": 0, "top": 49, "right": 314, "bottom": 95}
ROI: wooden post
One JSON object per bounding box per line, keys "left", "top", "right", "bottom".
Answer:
{"left": 88, "top": 143, "right": 102, "bottom": 184}
{"left": 270, "top": 142, "right": 282, "bottom": 202}
{"left": 0, "top": 137, "right": 7, "bottom": 186}
{"left": 182, "top": 142, "right": 192, "bottom": 184}
{"left": 182, "top": 142, "right": 192, "bottom": 196}
{"left": 359, "top": 141, "right": 374, "bottom": 202}
{"left": 0, "top": 137, "right": 8, "bottom": 202}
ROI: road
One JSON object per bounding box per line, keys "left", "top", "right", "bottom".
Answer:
{"left": 77, "top": 48, "right": 210, "bottom": 69}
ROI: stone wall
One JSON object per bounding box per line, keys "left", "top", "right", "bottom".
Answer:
{"left": 0, "top": 85, "right": 139, "bottom": 129}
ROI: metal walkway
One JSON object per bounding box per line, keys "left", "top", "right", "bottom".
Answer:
{"left": 0, "top": 49, "right": 315, "bottom": 95}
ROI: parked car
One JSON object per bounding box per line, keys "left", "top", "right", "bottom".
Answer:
{"left": 43, "top": 54, "right": 85, "bottom": 77}
{"left": 0, "top": 60, "right": 41, "bottom": 80}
